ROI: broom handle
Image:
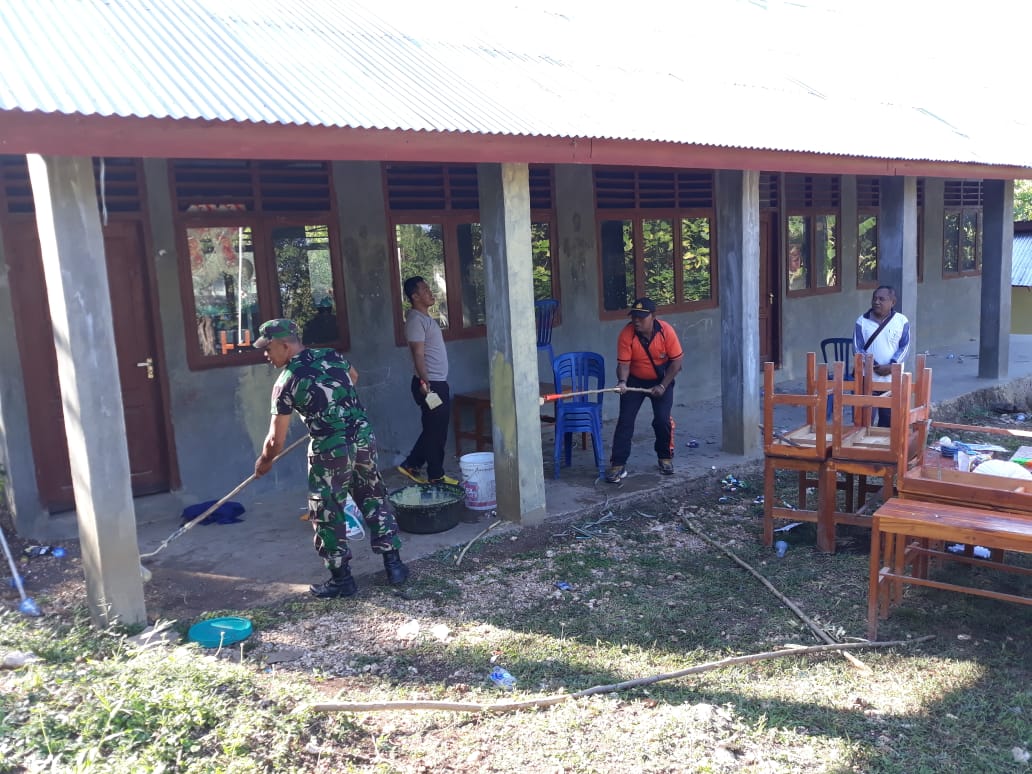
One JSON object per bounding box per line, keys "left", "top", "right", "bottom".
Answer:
{"left": 0, "top": 524, "right": 30, "bottom": 602}
{"left": 539, "top": 386, "right": 651, "bottom": 405}
{"left": 140, "top": 435, "right": 309, "bottom": 560}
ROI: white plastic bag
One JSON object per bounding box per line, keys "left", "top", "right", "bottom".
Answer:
{"left": 343, "top": 496, "right": 366, "bottom": 540}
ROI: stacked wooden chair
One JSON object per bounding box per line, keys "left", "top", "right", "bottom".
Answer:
{"left": 762, "top": 353, "right": 857, "bottom": 552}
{"left": 762, "top": 352, "right": 932, "bottom": 553}
{"left": 827, "top": 354, "right": 931, "bottom": 518}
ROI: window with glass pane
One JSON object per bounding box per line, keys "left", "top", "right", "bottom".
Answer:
{"left": 943, "top": 212, "right": 960, "bottom": 273}
{"left": 531, "top": 222, "right": 554, "bottom": 299}
{"left": 787, "top": 215, "right": 810, "bottom": 291}
{"left": 858, "top": 214, "right": 879, "bottom": 285}
{"left": 961, "top": 211, "right": 979, "bottom": 271}
{"left": 600, "top": 219, "right": 635, "bottom": 311}
{"left": 815, "top": 214, "right": 838, "bottom": 288}
{"left": 272, "top": 224, "right": 339, "bottom": 345}
{"left": 456, "top": 223, "right": 485, "bottom": 328}
{"left": 643, "top": 219, "right": 675, "bottom": 305}
{"left": 395, "top": 223, "right": 450, "bottom": 329}
{"left": 681, "top": 217, "right": 711, "bottom": 301}
{"left": 187, "top": 225, "right": 260, "bottom": 356}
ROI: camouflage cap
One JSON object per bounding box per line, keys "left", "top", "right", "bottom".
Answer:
{"left": 254, "top": 318, "right": 299, "bottom": 349}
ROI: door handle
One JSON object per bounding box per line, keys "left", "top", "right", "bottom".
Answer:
{"left": 136, "top": 357, "right": 155, "bottom": 379}
{"left": 768, "top": 291, "right": 774, "bottom": 305}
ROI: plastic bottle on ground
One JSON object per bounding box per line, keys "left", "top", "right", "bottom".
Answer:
{"left": 775, "top": 540, "right": 789, "bottom": 558}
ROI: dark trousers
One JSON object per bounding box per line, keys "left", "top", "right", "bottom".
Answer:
{"left": 609, "top": 375, "right": 675, "bottom": 466}
{"left": 404, "top": 377, "right": 451, "bottom": 479}
{"left": 873, "top": 390, "right": 891, "bottom": 428}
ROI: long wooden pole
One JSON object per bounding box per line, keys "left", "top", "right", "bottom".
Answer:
{"left": 679, "top": 515, "right": 873, "bottom": 673}
{"left": 308, "top": 636, "right": 931, "bottom": 715}
{"left": 140, "top": 435, "right": 309, "bottom": 560}
{"left": 539, "top": 386, "right": 651, "bottom": 405}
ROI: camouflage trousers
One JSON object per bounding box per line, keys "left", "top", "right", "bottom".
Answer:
{"left": 308, "top": 438, "right": 401, "bottom": 570}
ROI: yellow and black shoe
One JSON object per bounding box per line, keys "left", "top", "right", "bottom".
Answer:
{"left": 397, "top": 464, "right": 427, "bottom": 484}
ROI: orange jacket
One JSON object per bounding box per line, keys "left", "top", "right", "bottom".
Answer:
{"left": 617, "top": 319, "right": 684, "bottom": 380}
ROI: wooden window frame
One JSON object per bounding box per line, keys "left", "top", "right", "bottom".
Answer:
{"left": 856, "top": 208, "right": 880, "bottom": 291}
{"left": 384, "top": 163, "right": 560, "bottom": 346}
{"left": 784, "top": 174, "right": 841, "bottom": 298}
{"left": 942, "top": 207, "right": 983, "bottom": 278}
{"left": 593, "top": 167, "right": 717, "bottom": 319}
{"left": 785, "top": 210, "right": 840, "bottom": 297}
{"left": 942, "top": 180, "right": 983, "bottom": 279}
{"left": 169, "top": 160, "right": 348, "bottom": 371}
{"left": 388, "top": 212, "right": 486, "bottom": 344}
{"left": 595, "top": 208, "right": 717, "bottom": 319}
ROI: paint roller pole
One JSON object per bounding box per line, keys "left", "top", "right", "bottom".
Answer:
{"left": 538, "top": 386, "right": 652, "bottom": 405}
{"left": 0, "top": 524, "right": 40, "bottom": 616}
{"left": 139, "top": 435, "right": 309, "bottom": 564}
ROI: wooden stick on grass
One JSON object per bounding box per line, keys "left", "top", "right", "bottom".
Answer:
{"left": 679, "top": 514, "right": 873, "bottom": 674}
{"left": 455, "top": 520, "right": 503, "bottom": 567}
{"left": 308, "top": 636, "right": 931, "bottom": 715}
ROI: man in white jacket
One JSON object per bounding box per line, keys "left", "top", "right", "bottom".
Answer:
{"left": 854, "top": 285, "right": 911, "bottom": 428}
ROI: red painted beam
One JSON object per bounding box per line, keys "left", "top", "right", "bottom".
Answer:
{"left": 0, "top": 109, "right": 1027, "bottom": 180}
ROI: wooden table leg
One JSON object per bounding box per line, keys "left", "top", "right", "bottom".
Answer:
{"left": 816, "top": 462, "right": 836, "bottom": 553}
{"left": 868, "top": 516, "right": 883, "bottom": 639}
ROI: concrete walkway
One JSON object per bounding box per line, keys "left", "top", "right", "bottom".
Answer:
{"left": 42, "top": 335, "right": 1032, "bottom": 610}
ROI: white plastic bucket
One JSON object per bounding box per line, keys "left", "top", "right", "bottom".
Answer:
{"left": 459, "top": 452, "right": 496, "bottom": 510}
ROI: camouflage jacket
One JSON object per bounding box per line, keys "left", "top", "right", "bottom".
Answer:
{"left": 271, "top": 348, "right": 373, "bottom": 452}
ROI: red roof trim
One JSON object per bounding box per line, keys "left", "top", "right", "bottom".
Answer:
{"left": 1, "top": 110, "right": 1027, "bottom": 180}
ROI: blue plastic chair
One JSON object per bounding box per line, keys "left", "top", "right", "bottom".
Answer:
{"left": 535, "top": 299, "right": 559, "bottom": 366}
{"left": 821, "top": 337, "right": 855, "bottom": 420}
{"left": 551, "top": 351, "right": 605, "bottom": 479}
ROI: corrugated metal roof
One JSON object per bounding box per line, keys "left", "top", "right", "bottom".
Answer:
{"left": 1, "top": 0, "right": 1031, "bottom": 168}
{"left": 1014, "top": 234, "right": 1032, "bottom": 287}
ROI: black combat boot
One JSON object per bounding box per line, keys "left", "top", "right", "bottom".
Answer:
{"left": 382, "top": 550, "right": 410, "bottom": 585}
{"left": 309, "top": 563, "right": 358, "bottom": 598}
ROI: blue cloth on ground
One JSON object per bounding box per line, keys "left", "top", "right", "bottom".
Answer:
{"left": 180, "top": 500, "right": 246, "bottom": 525}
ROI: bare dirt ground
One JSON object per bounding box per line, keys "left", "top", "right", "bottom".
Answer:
{"left": 4, "top": 396, "right": 1029, "bottom": 622}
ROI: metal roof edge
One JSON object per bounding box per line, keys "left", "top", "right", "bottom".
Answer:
{"left": 2, "top": 110, "right": 1030, "bottom": 179}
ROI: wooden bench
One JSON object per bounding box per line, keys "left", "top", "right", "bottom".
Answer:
{"left": 868, "top": 497, "right": 1032, "bottom": 639}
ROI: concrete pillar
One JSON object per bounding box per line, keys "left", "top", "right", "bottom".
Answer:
{"left": 716, "top": 170, "right": 761, "bottom": 455}
{"left": 27, "top": 155, "right": 146, "bottom": 627}
{"left": 477, "top": 163, "right": 547, "bottom": 524}
{"left": 553, "top": 165, "right": 601, "bottom": 382}
{"left": 879, "top": 176, "right": 918, "bottom": 360}
{"left": 979, "top": 179, "right": 1014, "bottom": 378}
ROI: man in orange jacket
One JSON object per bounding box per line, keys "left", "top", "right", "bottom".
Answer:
{"left": 606, "top": 298, "right": 684, "bottom": 482}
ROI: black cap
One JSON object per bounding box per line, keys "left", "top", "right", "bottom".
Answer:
{"left": 628, "top": 298, "right": 656, "bottom": 317}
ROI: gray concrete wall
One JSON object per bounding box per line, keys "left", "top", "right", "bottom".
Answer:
{"left": 0, "top": 224, "right": 43, "bottom": 534}
{"left": 915, "top": 178, "right": 982, "bottom": 357}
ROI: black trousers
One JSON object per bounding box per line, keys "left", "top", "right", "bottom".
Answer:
{"left": 609, "top": 375, "right": 675, "bottom": 466}
{"left": 874, "top": 390, "right": 892, "bottom": 428}
{"left": 403, "top": 377, "right": 451, "bottom": 479}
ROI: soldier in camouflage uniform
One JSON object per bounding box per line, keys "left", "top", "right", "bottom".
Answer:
{"left": 253, "top": 318, "right": 409, "bottom": 598}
